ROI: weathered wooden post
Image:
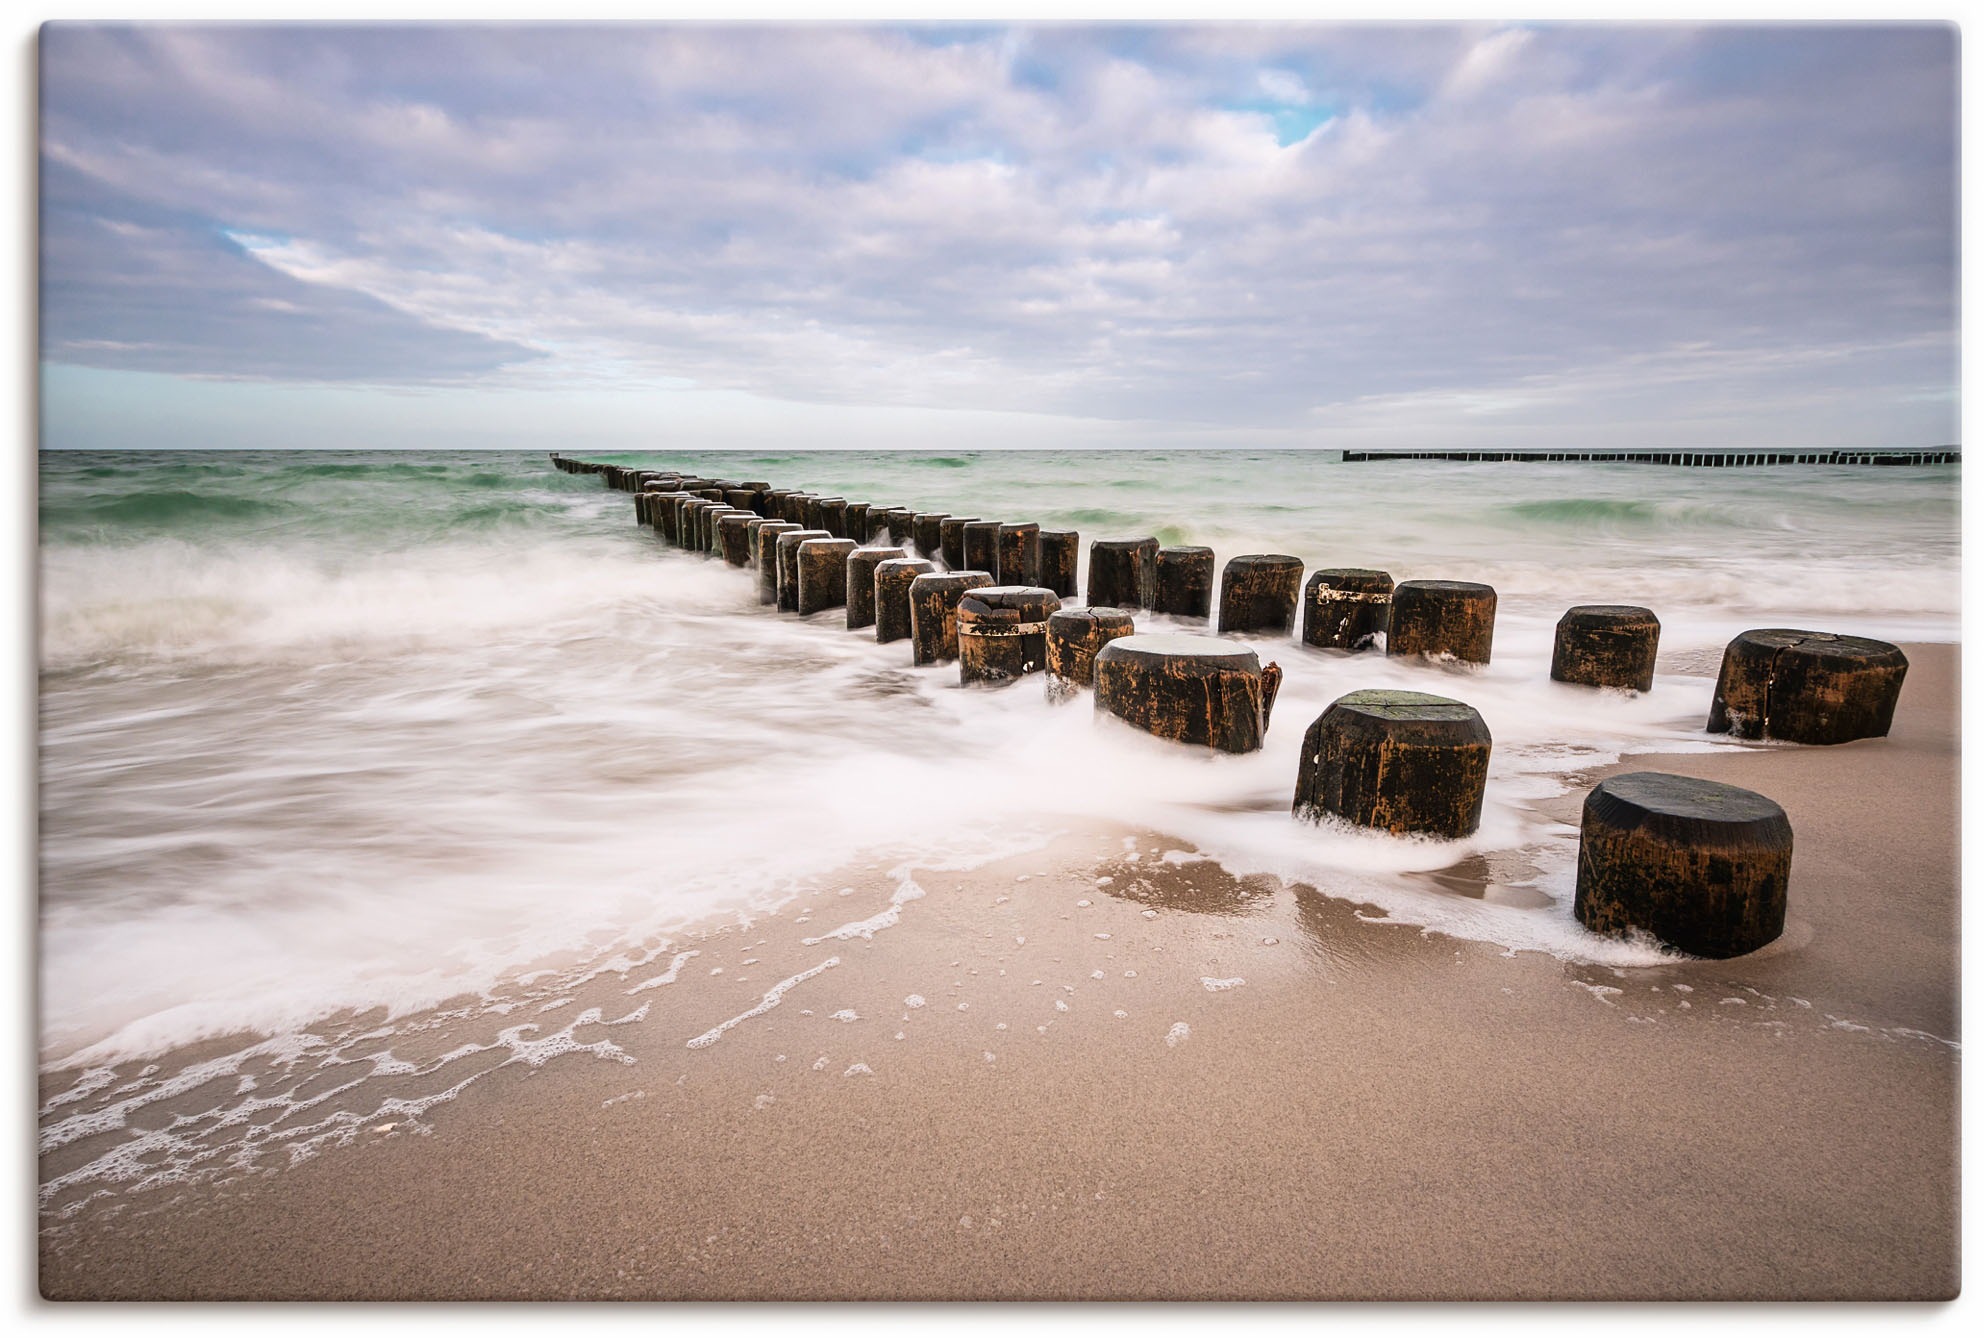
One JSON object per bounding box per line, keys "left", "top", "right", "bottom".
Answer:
{"left": 1046, "top": 607, "right": 1135, "bottom": 702}
{"left": 818, "top": 498, "right": 849, "bottom": 539}
{"left": 939, "top": 516, "right": 980, "bottom": 570}
{"left": 1293, "top": 690, "right": 1491, "bottom": 838}
{"left": 775, "top": 529, "right": 832, "bottom": 613}
{"left": 997, "top": 523, "right": 1042, "bottom": 586}
{"left": 724, "top": 488, "right": 759, "bottom": 514}
{"left": 1706, "top": 630, "right": 1908, "bottom": 744}
{"left": 957, "top": 586, "right": 1061, "bottom": 686}
{"left": 1155, "top": 547, "right": 1215, "bottom": 620}
{"left": 1093, "top": 634, "right": 1269, "bottom": 753}
{"left": 703, "top": 507, "right": 749, "bottom": 556}
{"left": 743, "top": 516, "right": 781, "bottom": 569}
{"left": 963, "top": 521, "right": 1004, "bottom": 577}
{"left": 845, "top": 546, "right": 905, "bottom": 631}
{"left": 845, "top": 502, "right": 871, "bottom": 543}
{"left": 1088, "top": 538, "right": 1159, "bottom": 610}
{"left": 1039, "top": 530, "right": 1079, "bottom": 598}
{"left": 1387, "top": 580, "right": 1497, "bottom": 665}
{"left": 797, "top": 538, "right": 857, "bottom": 615}
{"left": 717, "top": 512, "right": 757, "bottom": 567}
{"left": 652, "top": 492, "right": 690, "bottom": 544}
{"left": 1217, "top": 554, "right": 1304, "bottom": 635}
{"left": 874, "top": 557, "right": 936, "bottom": 644}
{"left": 912, "top": 513, "right": 952, "bottom": 563}
{"left": 1552, "top": 606, "right": 1661, "bottom": 691}
{"left": 907, "top": 571, "right": 995, "bottom": 665}
{"left": 1302, "top": 569, "right": 1393, "bottom": 651}
{"left": 1574, "top": 772, "right": 1793, "bottom": 957}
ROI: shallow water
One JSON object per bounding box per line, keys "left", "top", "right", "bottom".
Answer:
{"left": 37, "top": 447, "right": 1958, "bottom": 1211}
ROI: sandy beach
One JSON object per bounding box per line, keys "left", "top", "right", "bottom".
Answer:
{"left": 36, "top": 642, "right": 1957, "bottom": 1302}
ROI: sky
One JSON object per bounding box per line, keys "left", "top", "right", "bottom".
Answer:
{"left": 36, "top": 21, "right": 1960, "bottom": 451}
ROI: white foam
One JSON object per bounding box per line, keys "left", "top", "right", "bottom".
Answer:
{"left": 685, "top": 958, "right": 840, "bottom": 1050}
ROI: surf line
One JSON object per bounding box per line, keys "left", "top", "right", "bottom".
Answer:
{"left": 684, "top": 957, "right": 841, "bottom": 1050}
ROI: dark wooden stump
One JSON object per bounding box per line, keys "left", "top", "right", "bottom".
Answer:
{"left": 997, "top": 523, "right": 1042, "bottom": 587}
{"left": 1387, "top": 580, "right": 1497, "bottom": 665}
{"left": 906, "top": 513, "right": 947, "bottom": 564}
{"left": 1046, "top": 607, "right": 1134, "bottom": 702}
{"left": 958, "top": 586, "right": 1062, "bottom": 686}
{"left": 1093, "top": 633, "right": 1268, "bottom": 753}
{"left": 754, "top": 522, "right": 801, "bottom": 603}
{"left": 1293, "top": 690, "right": 1491, "bottom": 838}
{"left": 717, "top": 512, "right": 756, "bottom": 566}
{"left": 723, "top": 489, "right": 758, "bottom": 514}
{"left": 1574, "top": 771, "right": 1792, "bottom": 957}
{"left": 706, "top": 507, "right": 750, "bottom": 556}
{"left": 1302, "top": 568, "right": 1393, "bottom": 650}
{"left": 1217, "top": 554, "right": 1304, "bottom": 635}
{"left": 1706, "top": 629, "right": 1908, "bottom": 744}
{"left": 938, "top": 516, "right": 978, "bottom": 570}
{"left": 844, "top": 502, "right": 871, "bottom": 544}
{"left": 962, "top": 521, "right": 1003, "bottom": 578}
{"left": 908, "top": 571, "right": 995, "bottom": 665}
{"left": 1155, "top": 547, "right": 1215, "bottom": 620}
{"left": 797, "top": 539, "right": 857, "bottom": 615}
{"left": 874, "top": 558, "right": 935, "bottom": 644}
{"left": 845, "top": 546, "right": 905, "bottom": 631}
{"left": 1552, "top": 605, "right": 1660, "bottom": 691}
{"left": 1039, "top": 530, "right": 1079, "bottom": 598}
{"left": 774, "top": 529, "right": 831, "bottom": 613}
{"left": 1088, "top": 538, "right": 1158, "bottom": 611}
{"left": 817, "top": 498, "right": 849, "bottom": 539}
{"left": 743, "top": 516, "right": 779, "bottom": 569}
{"left": 651, "top": 492, "right": 689, "bottom": 543}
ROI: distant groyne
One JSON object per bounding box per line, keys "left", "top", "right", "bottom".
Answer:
{"left": 1339, "top": 448, "right": 1957, "bottom": 466}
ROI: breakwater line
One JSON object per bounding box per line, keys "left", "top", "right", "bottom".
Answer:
{"left": 1340, "top": 448, "right": 1957, "bottom": 466}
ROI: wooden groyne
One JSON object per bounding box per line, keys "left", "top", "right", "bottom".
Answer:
{"left": 548, "top": 450, "right": 1919, "bottom": 959}
{"left": 1339, "top": 448, "right": 1957, "bottom": 466}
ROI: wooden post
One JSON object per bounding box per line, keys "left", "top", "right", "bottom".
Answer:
{"left": 1706, "top": 629, "right": 1908, "bottom": 744}
{"left": 997, "top": 523, "right": 1042, "bottom": 586}
{"left": 1386, "top": 581, "right": 1497, "bottom": 665}
{"left": 908, "top": 571, "right": 995, "bottom": 665}
{"left": 797, "top": 538, "right": 858, "bottom": 615}
{"left": 1046, "top": 607, "right": 1134, "bottom": 701}
{"left": 1217, "top": 554, "right": 1304, "bottom": 635}
{"left": 940, "top": 516, "right": 980, "bottom": 570}
{"left": 958, "top": 586, "right": 1062, "bottom": 685}
{"left": 1293, "top": 689, "right": 1491, "bottom": 838}
{"left": 1302, "top": 569, "right": 1393, "bottom": 651}
{"left": 1088, "top": 538, "right": 1158, "bottom": 610}
{"left": 874, "top": 557, "right": 936, "bottom": 644}
{"left": 845, "top": 545, "right": 906, "bottom": 631}
{"left": 775, "top": 529, "right": 832, "bottom": 613}
{"left": 1155, "top": 546, "right": 1215, "bottom": 620}
{"left": 1093, "top": 633, "right": 1268, "bottom": 753}
{"left": 1575, "top": 772, "right": 1792, "bottom": 957}
{"left": 1552, "top": 606, "right": 1661, "bottom": 691}
{"left": 963, "top": 521, "right": 1004, "bottom": 577}
{"left": 1039, "top": 530, "right": 1079, "bottom": 598}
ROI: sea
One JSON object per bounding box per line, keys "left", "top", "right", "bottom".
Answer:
{"left": 36, "top": 447, "right": 1960, "bottom": 1218}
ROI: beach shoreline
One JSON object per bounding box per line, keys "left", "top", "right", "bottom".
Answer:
{"left": 38, "top": 643, "right": 1958, "bottom": 1301}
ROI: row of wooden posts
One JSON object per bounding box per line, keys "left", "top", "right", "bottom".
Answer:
{"left": 552, "top": 454, "right": 1910, "bottom": 960}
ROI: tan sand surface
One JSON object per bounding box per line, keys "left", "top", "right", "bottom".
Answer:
{"left": 38, "top": 645, "right": 1958, "bottom": 1301}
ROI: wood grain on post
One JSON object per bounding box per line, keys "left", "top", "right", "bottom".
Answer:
{"left": 797, "top": 538, "right": 858, "bottom": 615}
{"left": 1574, "top": 771, "right": 1792, "bottom": 957}
{"left": 817, "top": 498, "right": 849, "bottom": 539}
{"left": 997, "top": 523, "right": 1042, "bottom": 587}
{"left": 1155, "top": 547, "right": 1215, "bottom": 620}
{"left": 1302, "top": 568, "right": 1394, "bottom": 651}
{"left": 1088, "top": 538, "right": 1159, "bottom": 610}
{"left": 1552, "top": 605, "right": 1660, "bottom": 691}
{"left": 753, "top": 523, "right": 800, "bottom": 602}
{"left": 1706, "top": 629, "right": 1908, "bottom": 744}
{"left": 845, "top": 502, "right": 871, "bottom": 544}
{"left": 1046, "top": 607, "right": 1134, "bottom": 702}
{"left": 908, "top": 571, "right": 995, "bottom": 665}
{"left": 958, "top": 586, "right": 1062, "bottom": 686}
{"left": 1292, "top": 689, "right": 1491, "bottom": 838}
{"left": 1217, "top": 554, "right": 1304, "bottom": 635}
{"left": 874, "top": 558, "right": 936, "bottom": 644}
{"left": 1039, "top": 530, "right": 1079, "bottom": 598}
{"left": 1387, "top": 580, "right": 1497, "bottom": 665}
{"left": 845, "top": 546, "right": 906, "bottom": 631}
{"left": 1093, "top": 633, "right": 1267, "bottom": 753}
{"left": 774, "top": 529, "right": 831, "bottom": 613}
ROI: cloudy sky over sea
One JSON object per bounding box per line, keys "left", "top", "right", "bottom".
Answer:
{"left": 38, "top": 22, "right": 1958, "bottom": 451}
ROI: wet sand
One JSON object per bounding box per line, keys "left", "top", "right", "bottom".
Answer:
{"left": 38, "top": 645, "right": 1958, "bottom": 1301}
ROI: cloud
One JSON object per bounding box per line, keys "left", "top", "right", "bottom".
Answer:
{"left": 36, "top": 22, "right": 1958, "bottom": 441}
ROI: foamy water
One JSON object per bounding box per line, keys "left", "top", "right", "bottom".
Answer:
{"left": 37, "top": 447, "right": 1958, "bottom": 1210}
